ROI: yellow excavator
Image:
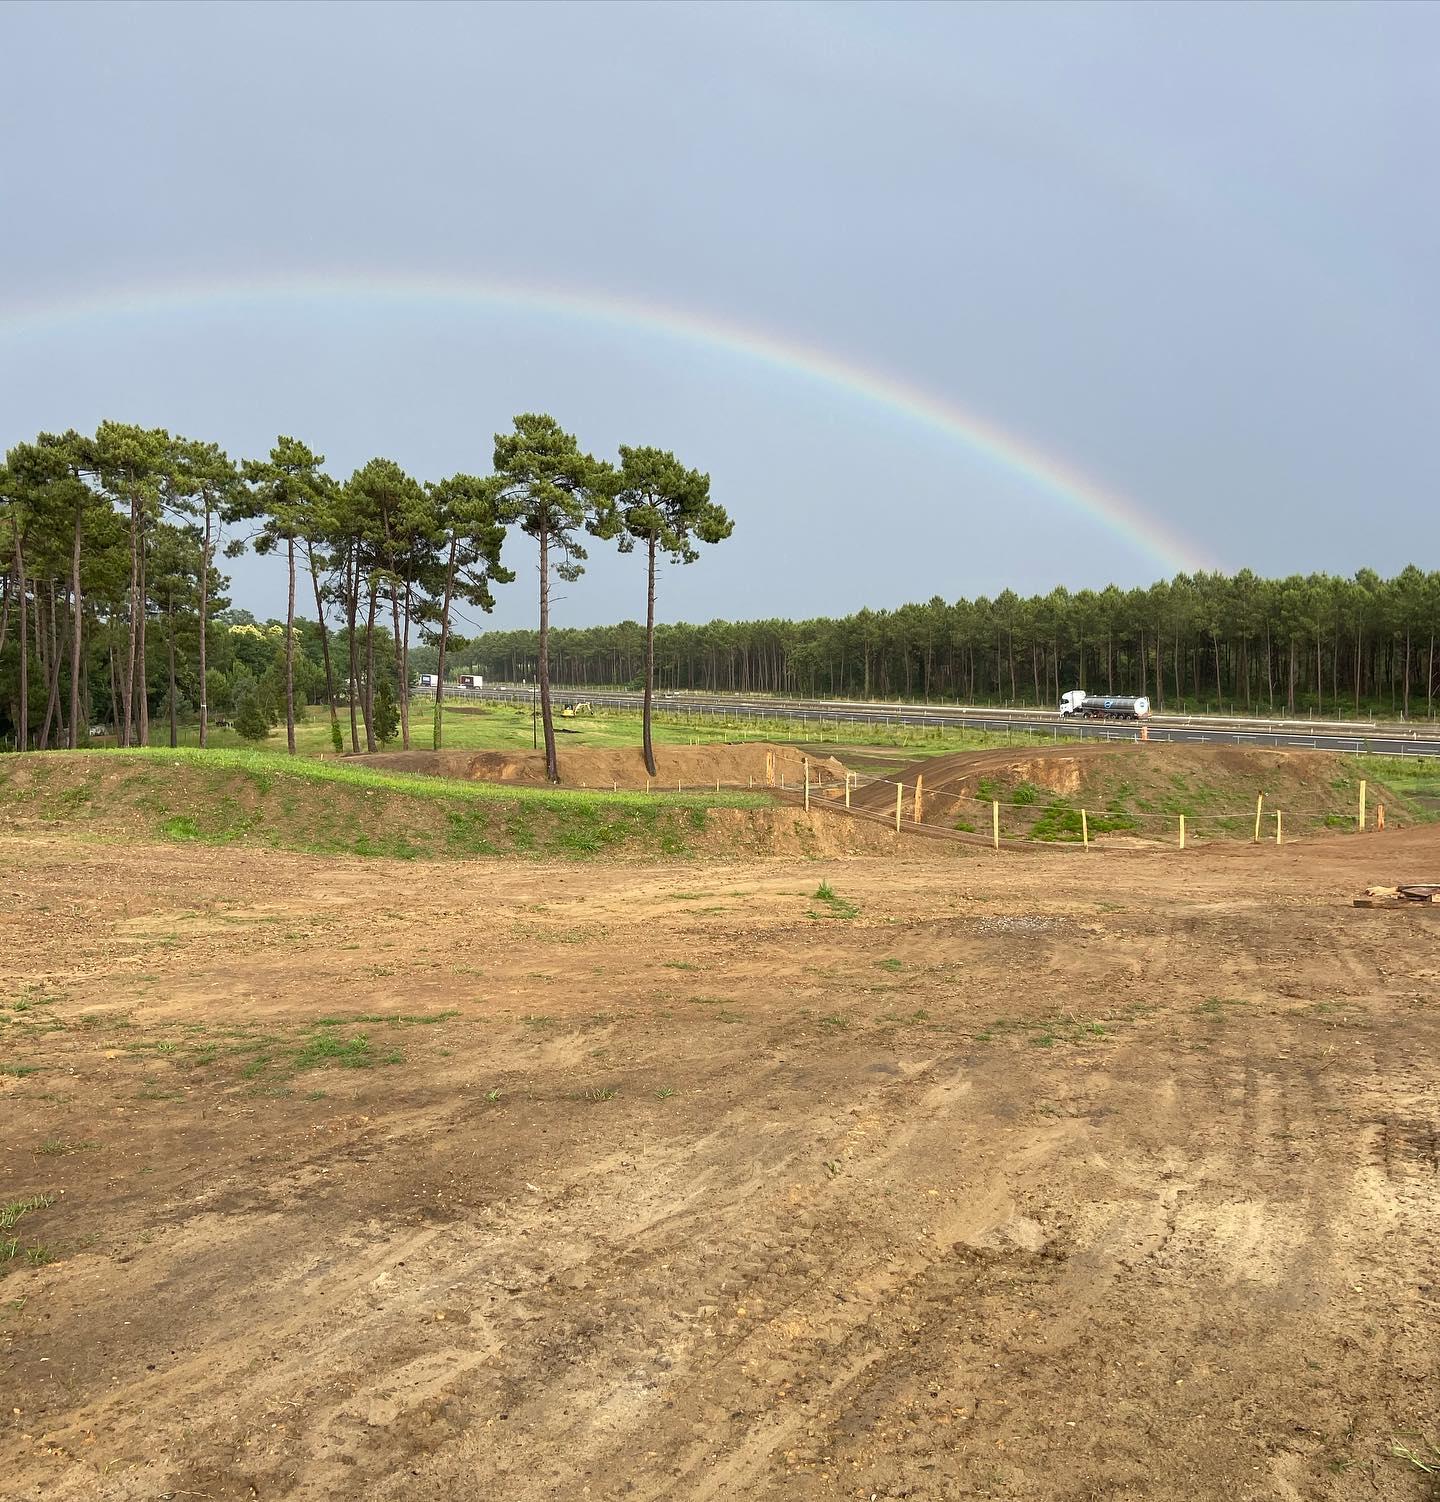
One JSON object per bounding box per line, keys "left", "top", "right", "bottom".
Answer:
{"left": 559, "top": 701, "right": 593, "bottom": 719}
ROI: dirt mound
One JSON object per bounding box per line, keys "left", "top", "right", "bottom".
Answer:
{"left": 355, "top": 742, "right": 847, "bottom": 792}
{"left": 847, "top": 742, "right": 1402, "bottom": 843}
{"left": 0, "top": 751, "right": 905, "bottom": 864}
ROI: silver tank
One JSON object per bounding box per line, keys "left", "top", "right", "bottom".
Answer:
{"left": 1080, "top": 695, "right": 1151, "bottom": 719}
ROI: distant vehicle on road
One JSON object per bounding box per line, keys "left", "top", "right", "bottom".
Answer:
{"left": 1060, "top": 690, "right": 1151, "bottom": 720}
{"left": 458, "top": 674, "right": 484, "bottom": 688}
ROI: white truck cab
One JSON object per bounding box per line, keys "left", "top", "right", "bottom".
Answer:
{"left": 1059, "top": 690, "right": 1088, "bottom": 716}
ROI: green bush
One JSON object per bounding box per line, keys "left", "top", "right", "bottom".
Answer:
{"left": 374, "top": 682, "right": 400, "bottom": 746}
{"left": 234, "top": 690, "right": 270, "bottom": 744}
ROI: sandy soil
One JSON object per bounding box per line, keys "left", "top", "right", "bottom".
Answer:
{"left": 353, "top": 741, "right": 848, "bottom": 790}
{"left": 2, "top": 828, "right": 1437, "bottom": 1500}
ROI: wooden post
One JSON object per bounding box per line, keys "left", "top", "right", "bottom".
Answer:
{"left": 1081, "top": 808, "right": 1089, "bottom": 849}
{"left": 1377, "top": 803, "right": 1385, "bottom": 831}
{"left": 645, "top": 776, "right": 650, "bottom": 793}
{"left": 1275, "top": 809, "right": 1282, "bottom": 846}
{"left": 804, "top": 761, "right": 811, "bottom": 812}
{"left": 914, "top": 773, "right": 924, "bottom": 824}
{"left": 1358, "top": 779, "right": 1366, "bottom": 832}
{"left": 766, "top": 750, "right": 774, "bottom": 786}
{"left": 1254, "top": 792, "right": 1263, "bottom": 844}
{"left": 844, "top": 772, "right": 852, "bottom": 809}
{"left": 1179, "top": 814, "right": 1186, "bottom": 850}
{"left": 895, "top": 782, "right": 903, "bottom": 833}
{"left": 992, "top": 800, "right": 1000, "bottom": 850}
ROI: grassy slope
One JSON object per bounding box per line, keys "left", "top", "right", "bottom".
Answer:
{"left": 0, "top": 750, "right": 767, "bottom": 861}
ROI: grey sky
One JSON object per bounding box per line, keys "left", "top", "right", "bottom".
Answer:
{"left": 1, "top": 0, "right": 1434, "bottom": 631}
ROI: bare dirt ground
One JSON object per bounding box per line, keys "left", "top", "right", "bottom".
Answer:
{"left": 355, "top": 741, "right": 847, "bottom": 790}
{"left": 2, "top": 828, "right": 1438, "bottom": 1500}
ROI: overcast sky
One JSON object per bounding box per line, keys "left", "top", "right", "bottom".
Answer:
{"left": 1, "top": 1, "right": 1434, "bottom": 631}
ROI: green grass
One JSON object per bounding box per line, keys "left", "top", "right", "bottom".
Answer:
{"left": 0, "top": 748, "right": 768, "bottom": 862}
{"left": 810, "top": 881, "right": 860, "bottom": 920}
{"left": 119, "top": 698, "right": 1081, "bottom": 761}
{"left": 0, "top": 1195, "right": 52, "bottom": 1231}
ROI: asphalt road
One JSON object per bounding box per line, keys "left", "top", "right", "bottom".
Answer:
{"left": 454, "top": 684, "right": 1440, "bottom": 758}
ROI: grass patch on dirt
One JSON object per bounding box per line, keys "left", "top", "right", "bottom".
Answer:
{"left": 0, "top": 750, "right": 768, "bottom": 862}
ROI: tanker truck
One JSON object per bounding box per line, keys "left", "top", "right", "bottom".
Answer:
{"left": 1059, "top": 690, "right": 1151, "bottom": 720}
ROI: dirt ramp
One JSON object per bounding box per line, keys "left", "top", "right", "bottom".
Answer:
{"left": 354, "top": 742, "right": 846, "bottom": 791}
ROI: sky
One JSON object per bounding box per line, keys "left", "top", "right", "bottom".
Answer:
{"left": 1, "top": 0, "right": 1435, "bottom": 632}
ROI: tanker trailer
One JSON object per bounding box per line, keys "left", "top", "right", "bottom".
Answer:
{"left": 1078, "top": 695, "right": 1151, "bottom": 720}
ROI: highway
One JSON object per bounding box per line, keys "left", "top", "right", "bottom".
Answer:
{"left": 454, "top": 684, "right": 1440, "bottom": 758}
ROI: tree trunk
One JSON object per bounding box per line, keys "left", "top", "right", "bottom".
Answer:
{"left": 538, "top": 520, "right": 558, "bottom": 781}
{"left": 39, "top": 589, "right": 63, "bottom": 749}
{"left": 1265, "top": 623, "right": 1274, "bottom": 711}
{"left": 167, "top": 601, "right": 179, "bottom": 749}
{"left": 121, "top": 494, "right": 139, "bottom": 746}
{"left": 363, "top": 581, "right": 378, "bottom": 753}
{"left": 285, "top": 537, "right": 297, "bottom": 754}
{"left": 69, "top": 501, "right": 84, "bottom": 749}
{"left": 198, "top": 500, "right": 211, "bottom": 749}
{"left": 345, "top": 552, "right": 361, "bottom": 753}
{"left": 434, "top": 533, "right": 458, "bottom": 751}
{"left": 1403, "top": 631, "right": 1411, "bottom": 718}
{"left": 390, "top": 581, "right": 408, "bottom": 750}
{"left": 400, "top": 581, "right": 413, "bottom": 750}
{"left": 136, "top": 531, "right": 149, "bottom": 747}
{"left": 11, "top": 527, "right": 27, "bottom": 752}
{"left": 1315, "top": 626, "right": 1323, "bottom": 715}
{"left": 642, "top": 533, "right": 658, "bottom": 776}
{"left": 107, "top": 641, "right": 119, "bottom": 745}
{"left": 306, "top": 542, "right": 340, "bottom": 744}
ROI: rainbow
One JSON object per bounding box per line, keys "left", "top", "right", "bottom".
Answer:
{"left": 0, "top": 272, "right": 1211, "bottom": 572}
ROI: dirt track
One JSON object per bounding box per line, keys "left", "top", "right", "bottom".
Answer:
{"left": 2, "top": 830, "right": 1438, "bottom": 1499}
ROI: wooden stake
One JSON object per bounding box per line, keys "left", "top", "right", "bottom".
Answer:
{"left": 844, "top": 772, "right": 852, "bottom": 809}
{"left": 1179, "top": 814, "right": 1186, "bottom": 850}
{"left": 1275, "top": 809, "right": 1282, "bottom": 846}
{"left": 1377, "top": 803, "right": 1385, "bottom": 831}
{"left": 1081, "top": 808, "right": 1089, "bottom": 849}
{"left": 804, "top": 761, "right": 811, "bottom": 812}
{"left": 914, "top": 773, "right": 924, "bottom": 824}
{"left": 1254, "top": 792, "right": 1263, "bottom": 843}
{"left": 895, "top": 782, "right": 903, "bottom": 833}
{"left": 992, "top": 800, "right": 1000, "bottom": 850}
{"left": 1358, "top": 779, "right": 1366, "bottom": 832}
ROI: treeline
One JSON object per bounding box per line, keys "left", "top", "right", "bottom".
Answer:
{"left": 1, "top": 416, "right": 727, "bottom": 777}
{"left": 446, "top": 568, "right": 1440, "bottom": 718}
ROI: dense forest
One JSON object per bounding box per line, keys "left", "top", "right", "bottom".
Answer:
{"left": 0, "top": 416, "right": 726, "bottom": 774}
{"left": 444, "top": 569, "right": 1440, "bottom": 718}
{"left": 6, "top": 422, "right": 1438, "bottom": 765}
